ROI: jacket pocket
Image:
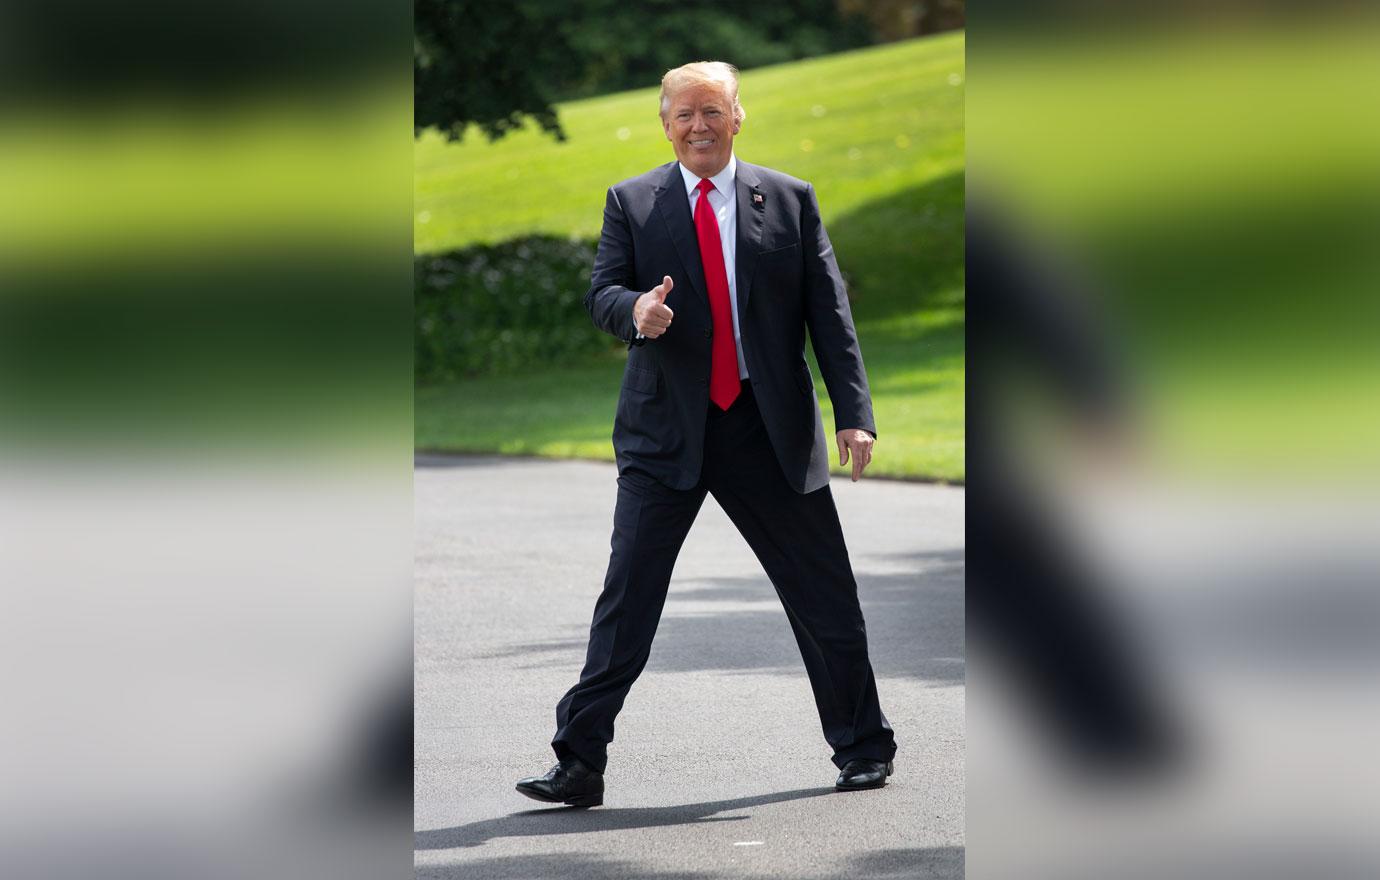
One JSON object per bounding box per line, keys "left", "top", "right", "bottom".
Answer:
{"left": 760, "top": 240, "right": 801, "bottom": 256}
{"left": 622, "top": 366, "right": 659, "bottom": 396}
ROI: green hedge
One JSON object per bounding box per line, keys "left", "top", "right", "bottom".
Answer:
{"left": 415, "top": 236, "right": 617, "bottom": 381}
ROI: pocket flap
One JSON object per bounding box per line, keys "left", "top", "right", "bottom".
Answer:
{"left": 760, "top": 239, "right": 801, "bottom": 256}
{"left": 623, "top": 366, "right": 658, "bottom": 394}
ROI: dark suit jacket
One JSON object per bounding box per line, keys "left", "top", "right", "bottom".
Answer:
{"left": 584, "top": 159, "right": 874, "bottom": 494}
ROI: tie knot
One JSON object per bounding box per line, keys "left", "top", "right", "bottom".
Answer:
{"left": 697, "top": 178, "right": 716, "bottom": 196}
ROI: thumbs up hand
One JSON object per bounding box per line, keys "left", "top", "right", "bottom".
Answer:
{"left": 650, "top": 275, "right": 672, "bottom": 303}
{"left": 634, "top": 276, "right": 675, "bottom": 339}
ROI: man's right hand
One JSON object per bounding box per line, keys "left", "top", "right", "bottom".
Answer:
{"left": 633, "top": 276, "right": 675, "bottom": 339}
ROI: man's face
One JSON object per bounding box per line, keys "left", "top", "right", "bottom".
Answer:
{"left": 662, "top": 84, "right": 740, "bottom": 179}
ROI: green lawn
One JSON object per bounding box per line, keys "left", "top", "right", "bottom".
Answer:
{"left": 416, "top": 32, "right": 966, "bottom": 482}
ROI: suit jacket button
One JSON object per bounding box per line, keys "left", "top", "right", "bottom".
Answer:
{"left": 703, "top": 328, "right": 712, "bottom": 339}
{"left": 698, "top": 378, "right": 708, "bottom": 386}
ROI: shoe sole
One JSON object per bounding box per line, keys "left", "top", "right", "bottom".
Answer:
{"left": 515, "top": 785, "right": 603, "bottom": 808}
{"left": 835, "top": 761, "right": 894, "bottom": 791}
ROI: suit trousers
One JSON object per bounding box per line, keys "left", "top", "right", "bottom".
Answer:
{"left": 552, "top": 383, "right": 897, "bottom": 773}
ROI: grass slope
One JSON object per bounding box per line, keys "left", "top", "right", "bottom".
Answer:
{"left": 416, "top": 32, "right": 965, "bottom": 481}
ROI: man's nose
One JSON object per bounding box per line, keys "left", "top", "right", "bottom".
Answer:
{"left": 691, "top": 115, "right": 709, "bottom": 131}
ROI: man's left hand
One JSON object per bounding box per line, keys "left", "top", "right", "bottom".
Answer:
{"left": 836, "top": 428, "right": 875, "bottom": 482}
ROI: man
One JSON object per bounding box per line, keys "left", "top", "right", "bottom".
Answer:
{"left": 516, "top": 61, "right": 896, "bottom": 807}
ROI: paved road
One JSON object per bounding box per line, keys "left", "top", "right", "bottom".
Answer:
{"left": 414, "top": 455, "right": 964, "bottom": 879}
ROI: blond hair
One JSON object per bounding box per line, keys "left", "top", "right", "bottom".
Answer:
{"left": 658, "top": 61, "right": 746, "bottom": 125}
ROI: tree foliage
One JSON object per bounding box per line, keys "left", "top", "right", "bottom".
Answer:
{"left": 414, "top": 0, "right": 569, "bottom": 142}
{"left": 414, "top": 0, "right": 881, "bottom": 143}
{"left": 550, "top": 0, "right": 875, "bottom": 100}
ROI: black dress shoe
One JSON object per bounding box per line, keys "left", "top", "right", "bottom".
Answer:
{"left": 515, "top": 757, "right": 604, "bottom": 807}
{"left": 835, "top": 758, "right": 894, "bottom": 791}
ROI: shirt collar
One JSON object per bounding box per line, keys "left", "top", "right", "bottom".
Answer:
{"left": 678, "top": 153, "right": 736, "bottom": 200}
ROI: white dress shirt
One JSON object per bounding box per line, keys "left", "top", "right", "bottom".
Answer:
{"left": 678, "top": 154, "right": 749, "bottom": 380}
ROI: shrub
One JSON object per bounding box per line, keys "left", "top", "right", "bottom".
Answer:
{"left": 415, "top": 236, "right": 616, "bottom": 381}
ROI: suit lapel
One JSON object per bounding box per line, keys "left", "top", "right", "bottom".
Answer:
{"left": 734, "top": 161, "right": 766, "bottom": 314}
{"left": 653, "top": 164, "right": 708, "bottom": 306}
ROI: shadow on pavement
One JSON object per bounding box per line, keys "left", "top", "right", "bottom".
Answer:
{"left": 475, "top": 548, "right": 965, "bottom": 685}
{"left": 416, "top": 852, "right": 715, "bottom": 880}
{"left": 416, "top": 845, "right": 965, "bottom": 879}
{"left": 415, "top": 787, "right": 833, "bottom": 850}
{"left": 848, "top": 846, "right": 965, "bottom": 878}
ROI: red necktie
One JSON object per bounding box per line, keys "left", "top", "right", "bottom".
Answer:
{"left": 694, "top": 178, "right": 740, "bottom": 411}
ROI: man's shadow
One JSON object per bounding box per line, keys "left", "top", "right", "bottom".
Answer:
{"left": 416, "top": 787, "right": 835, "bottom": 850}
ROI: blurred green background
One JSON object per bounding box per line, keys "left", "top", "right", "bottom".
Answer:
{"left": 969, "top": 23, "right": 1380, "bottom": 478}
{"left": 0, "top": 84, "right": 414, "bottom": 458}
{"left": 415, "top": 31, "right": 967, "bottom": 482}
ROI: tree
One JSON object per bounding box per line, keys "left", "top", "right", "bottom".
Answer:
{"left": 414, "top": 0, "right": 568, "bottom": 142}
{"left": 414, "top": 0, "right": 883, "bottom": 144}
{"left": 836, "top": 0, "right": 965, "bottom": 40}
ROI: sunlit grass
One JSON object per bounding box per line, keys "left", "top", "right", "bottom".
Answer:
{"left": 415, "top": 33, "right": 964, "bottom": 254}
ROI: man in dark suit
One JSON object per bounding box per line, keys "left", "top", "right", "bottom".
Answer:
{"left": 517, "top": 61, "right": 896, "bottom": 807}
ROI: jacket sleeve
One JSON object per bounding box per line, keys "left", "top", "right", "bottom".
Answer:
{"left": 584, "top": 186, "right": 646, "bottom": 347}
{"left": 801, "top": 183, "right": 876, "bottom": 437}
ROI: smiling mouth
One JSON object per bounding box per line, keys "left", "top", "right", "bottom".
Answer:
{"left": 688, "top": 139, "right": 715, "bottom": 147}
